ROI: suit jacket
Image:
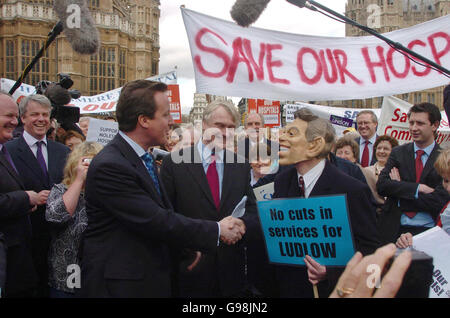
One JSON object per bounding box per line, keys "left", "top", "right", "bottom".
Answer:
{"left": 376, "top": 142, "right": 449, "bottom": 244}
{"left": 78, "top": 134, "right": 219, "bottom": 298}
{"left": 160, "top": 145, "right": 259, "bottom": 297}
{"left": 273, "top": 161, "right": 380, "bottom": 297}
{"left": 5, "top": 135, "right": 69, "bottom": 296}
{"left": 5, "top": 136, "right": 70, "bottom": 238}
{"left": 355, "top": 136, "right": 378, "bottom": 166}
{"left": 0, "top": 149, "right": 37, "bottom": 296}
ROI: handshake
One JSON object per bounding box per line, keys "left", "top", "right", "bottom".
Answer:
{"left": 218, "top": 216, "right": 246, "bottom": 245}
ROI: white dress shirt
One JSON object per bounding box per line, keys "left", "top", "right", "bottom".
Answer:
{"left": 296, "top": 159, "right": 326, "bottom": 198}
{"left": 22, "top": 130, "right": 48, "bottom": 169}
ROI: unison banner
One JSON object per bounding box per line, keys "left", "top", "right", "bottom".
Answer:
{"left": 0, "top": 71, "right": 178, "bottom": 114}
{"left": 285, "top": 102, "right": 382, "bottom": 137}
{"left": 182, "top": 8, "right": 449, "bottom": 101}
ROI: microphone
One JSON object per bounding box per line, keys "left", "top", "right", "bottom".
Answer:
{"left": 53, "top": 0, "right": 100, "bottom": 55}
{"left": 230, "top": 0, "right": 271, "bottom": 27}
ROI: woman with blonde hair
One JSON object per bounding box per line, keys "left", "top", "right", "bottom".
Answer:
{"left": 45, "top": 142, "right": 103, "bottom": 298}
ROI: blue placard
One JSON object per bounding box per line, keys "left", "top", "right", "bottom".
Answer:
{"left": 257, "top": 195, "right": 355, "bottom": 267}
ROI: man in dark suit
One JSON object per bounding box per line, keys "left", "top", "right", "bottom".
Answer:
{"left": 273, "top": 108, "right": 379, "bottom": 298}
{"left": 242, "top": 112, "right": 278, "bottom": 161}
{"left": 355, "top": 110, "right": 378, "bottom": 167}
{"left": 6, "top": 94, "right": 70, "bottom": 297}
{"left": 78, "top": 80, "right": 245, "bottom": 298}
{"left": 161, "top": 100, "right": 259, "bottom": 297}
{"left": 0, "top": 92, "right": 46, "bottom": 297}
{"left": 377, "top": 103, "right": 449, "bottom": 244}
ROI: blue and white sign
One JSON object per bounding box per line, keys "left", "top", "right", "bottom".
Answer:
{"left": 257, "top": 195, "right": 355, "bottom": 267}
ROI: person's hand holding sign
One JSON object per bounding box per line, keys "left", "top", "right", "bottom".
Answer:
{"left": 304, "top": 255, "right": 327, "bottom": 285}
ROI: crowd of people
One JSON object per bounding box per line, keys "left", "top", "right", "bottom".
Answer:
{"left": 1, "top": 81, "right": 450, "bottom": 299}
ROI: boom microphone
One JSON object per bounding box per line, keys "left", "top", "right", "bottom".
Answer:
{"left": 230, "top": 0, "right": 271, "bottom": 27}
{"left": 53, "top": 0, "right": 100, "bottom": 55}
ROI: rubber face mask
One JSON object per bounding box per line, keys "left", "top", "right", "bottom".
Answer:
{"left": 278, "top": 119, "right": 311, "bottom": 166}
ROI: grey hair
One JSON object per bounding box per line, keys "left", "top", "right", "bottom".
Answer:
{"left": 19, "top": 94, "right": 52, "bottom": 116}
{"left": 202, "top": 100, "right": 239, "bottom": 126}
{"left": 356, "top": 110, "right": 378, "bottom": 124}
{"left": 293, "top": 108, "right": 336, "bottom": 159}
{"left": 79, "top": 116, "right": 91, "bottom": 123}
{"left": 244, "top": 112, "right": 265, "bottom": 127}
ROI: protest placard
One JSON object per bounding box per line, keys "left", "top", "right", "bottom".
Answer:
{"left": 253, "top": 182, "right": 274, "bottom": 202}
{"left": 85, "top": 118, "right": 119, "bottom": 146}
{"left": 257, "top": 195, "right": 355, "bottom": 267}
{"left": 412, "top": 227, "right": 450, "bottom": 298}
{"left": 182, "top": 8, "right": 449, "bottom": 102}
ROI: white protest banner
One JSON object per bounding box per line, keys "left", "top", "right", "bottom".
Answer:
{"left": 182, "top": 8, "right": 449, "bottom": 102}
{"left": 285, "top": 102, "right": 381, "bottom": 137}
{"left": 253, "top": 182, "right": 274, "bottom": 202}
{"left": 85, "top": 118, "right": 119, "bottom": 146}
{"left": 412, "top": 227, "right": 450, "bottom": 298}
{"left": 0, "top": 70, "right": 178, "bottom": 115}
{"left": 378, "top": 95, "right": 450, "bottom": 146}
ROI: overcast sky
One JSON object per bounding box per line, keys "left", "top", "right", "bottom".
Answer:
{"left": 159, "top": 0, "right": 348, "bottom": 114}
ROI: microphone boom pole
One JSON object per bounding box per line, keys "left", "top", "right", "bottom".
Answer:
{"left": 286, "top": 0, "right": 450, "bottom": 76}
{"left": 8, "top": 21, "right": 64, "bottom": 96}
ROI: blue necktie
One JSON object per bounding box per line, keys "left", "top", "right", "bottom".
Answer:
{"left": 141, "top": 152, "right": 161, "bottom": 195}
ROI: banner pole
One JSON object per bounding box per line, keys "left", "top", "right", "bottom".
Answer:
{"left": 313, "top": 284, "right": 319, "bottom": 298}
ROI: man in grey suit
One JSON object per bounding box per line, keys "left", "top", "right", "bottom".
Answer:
{"left": 161, "top": 100, "right": 259, "bottom": 297}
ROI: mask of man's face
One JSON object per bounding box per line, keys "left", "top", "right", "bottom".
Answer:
{"left": 278, "top": 118, "right": 325, "bottom": 165}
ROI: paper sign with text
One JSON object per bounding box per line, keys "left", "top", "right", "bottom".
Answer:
{"left": 257, "top": 195, "right": 355, "bottom": 267}
{"left": 86, "top": 118, "right": 119, "bottom": 146}
{"left": 253, "top": 182, "right": 275, "bottom": 202}
{"left": 413, "top": 227, "right": 450, "bottom": 298}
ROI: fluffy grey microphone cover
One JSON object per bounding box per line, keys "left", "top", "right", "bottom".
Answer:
{"left": 230, "top": 0, "right": 271, "bottom": 27}
{"left": 53, "top": 0, "right": 100, "bottom": 55}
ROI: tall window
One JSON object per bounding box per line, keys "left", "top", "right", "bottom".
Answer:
{"left": 5, "top": 40, "right": 17, "bottom": 80}
{"left": 119, "top": 49, "right": 126, "bottom": 87}
{"left": 90, "top": 47, "right": 116, "bottom": 95}
{"left": 21, "top": 39, "right": 50, "bottom": 85}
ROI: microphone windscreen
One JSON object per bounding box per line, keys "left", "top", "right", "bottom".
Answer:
{"left": 230, "top": 0, "right": 271, "bottom": 27}
{"left": 45, "top": 83, "right": 72, "bottom": 106}
{"left": 53, "top": 0, "right": 100, "bottom": 55}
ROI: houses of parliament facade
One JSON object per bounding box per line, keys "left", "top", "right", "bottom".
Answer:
{"left": 0, "top": 0, "right": 161, "bottom": 96}
{"left": 322, "top": 0, "right": 449, "bottom": 110}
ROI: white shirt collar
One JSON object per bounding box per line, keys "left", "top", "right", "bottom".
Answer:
{"left": 361, "top": 134, "right": 377, "bottom": 146}
{"left": 297, "top": 159, "right": 326, "bottom": 198}
{"left": 197, "top": 141, "right": 224, "bottom": 163}
{"left": 23, "top": 130, "right": 47, "bottom": 147}
{"left": 119, "top": 131, "right": 147, "bottom": 158}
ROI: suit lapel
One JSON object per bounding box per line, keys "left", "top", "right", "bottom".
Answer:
{"left": 219, "top": 150, "right": 237, "bottom": 212}
{"left": 46, "top": 140, "right": 58, "bottom": 185}
{"left": 421, "top": 143, "right": 441, "bottom": 181}
{"left": 0, "top": 153, "right": 24, "bottom": 189}
{"left": 16, "top": 136, "right": 49, "bottom": 185}
{"left": 113, "top": 134, "right": 165, "bottom": 207}
{"left": 186, "top": 146, "right": 217, "bottom": 210}
{"left": 310, "top": 161, "right": 334, "bottom": 197}
{"left": 404, "top": 143, "right": 416, "bottom": 182}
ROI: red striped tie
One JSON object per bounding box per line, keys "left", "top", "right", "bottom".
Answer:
{"left": 404, "top": 150, "right": 425, "bottom": 219}
{"left": 361, "top": 140, "right": 370, "bottom": 167}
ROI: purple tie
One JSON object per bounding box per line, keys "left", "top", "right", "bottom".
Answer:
{"left": 36, "top": 141, "right": 48, "bottom": 178}
{"left": 1, "top": 145, "right": 18, "bottom": 173}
